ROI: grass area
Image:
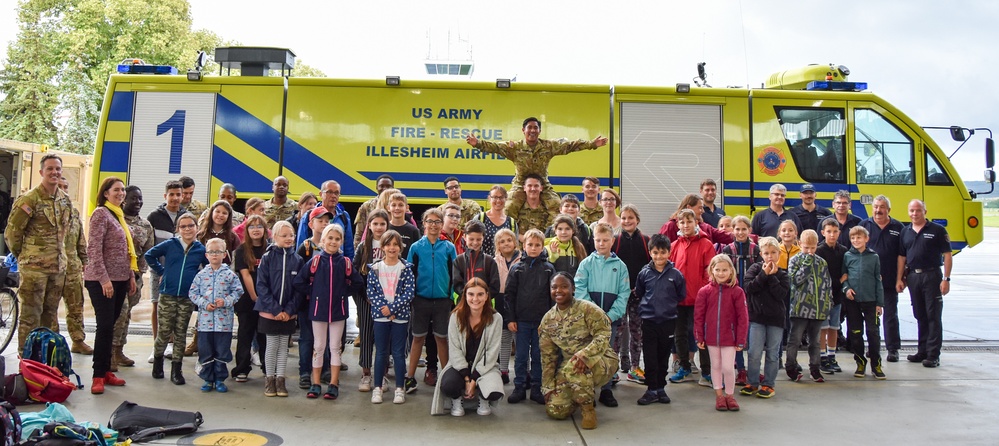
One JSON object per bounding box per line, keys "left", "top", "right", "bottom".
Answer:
{"left": 984, "top": 208, "right": 999, "bottom": 227}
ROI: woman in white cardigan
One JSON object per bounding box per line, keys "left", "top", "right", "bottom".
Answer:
{"left": 431, "top": 277, "right": 505, "bottom": 416}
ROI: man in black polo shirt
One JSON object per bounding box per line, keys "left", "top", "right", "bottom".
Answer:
{"left": 751, "top": 183, "right": 802, "bottom": 238}
{"left": 860, "top": 195, "right": 904, "bottom": 362}
{"left": 822, "top": 190, "right": 861, "bottom": 246}
{"left": 792, "top": 183, "right": 830, "bottom": 235}
{"left": 895, "top": 199, "right": 952, "bottom": 368}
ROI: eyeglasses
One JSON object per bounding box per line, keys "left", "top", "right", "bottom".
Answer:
{"left": 445, "top": 185, "right": 461, "bottom": 191}
{"left": 248, "top": 225, "right": 266, "bottom": 229}
{"left": 177, "top": 224, "right": 196, "bottom": 230}
{"left": 423, "top": 220, "right": 443, "bottom": 226}
{"left": 599, "top": 198, "right": 617, "bottom": 203}
{"left": 488, "top": 195, "right": 506, "bottom": 200}
{"left": 206, "top": 250, "right": 226, "bottom": 255}
{"left": 445, "top": 214, "right": 460, "bottom": 220}
{"left": 322, "top": 190, "right": 341, "bottom": 196}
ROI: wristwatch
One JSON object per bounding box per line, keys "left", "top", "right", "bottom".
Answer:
{"left": 944, "top": 277, "right": 951, "bottom": 282}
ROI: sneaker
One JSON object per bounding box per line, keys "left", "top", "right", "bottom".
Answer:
{"left": 340, "top": 364, "right": 349, "bottom": 371}
{"left": 193, "top": 361, "right": 203, "bottom": 376}
{"left": 756, "top": 385, "right": 775, "bottom": 398}
{"left": 854, "top": 357, "right": 868, "bottom": 378}
{"left": 417, "top": 358, "right": 427, "bottom": 368}
{"left": 820, "top": 357, "right": 835, "bottom": 374}
{"left": 476, "top": 398, "right": 491, "bottom": 415}
{"left": 656, "top": 389, "right": 671, "bottom": 404}
{"left": 829, "top": 358, "right": 843, "bottom": 373}
{"left": 668, "top": 367, "right": 691, "bottom": 383}
{"left": 810, "top": 367, "right": 825, "bottom": 383}
{"left": 637, "top": 390, "right": 659, "bottom": 405}
{"left": 164, "top": 343, "right": 174, "bottom": 359}
{"left": 873, "top": 364, "right": 887, "bottom": 380}
{"left": 250, "top": 354, "right": 262, "bottom": 367}
{"left": 147, "top": 350, "right": 155, "bottom": 364}
{"left": 886, "top": 351, "right": 899, "bottom": 363}
{"left": 306, "top": 384, "right": 321, "bottom": 399}
{"left": 735, "top": 369, "right": 748, "bottom": 386}
{"left": 501, "top": 371, "right": 510, "bottom": 385}
{"left": 598, "top": 389, "right": 618, "bottom": 407}
{"left": 393, "top": 388, "right": 406, "bottom": 404}
{"left": 235, "top": 374, "right": 248, "bottom": 383}
{"left": 740, "top": 385, "right": 757, "bottom": 396}
{"left": 670, "top": 358, "right": 680, "bottom": 375}
{"left": 200, "top": 381, "right": 214, "bottom": 392}
{"left": 359, "top": 374, "right": 373, "bottom": 392}
{"left": 725, "top": 394, "right": 740, "bottom": 411}
{"left": 404, "top": 376, "right": 418, "bottom": 394}
{"left": 698, "top": 374, "right": 712, "bottom": 387}
{"left": 450, "top": 398, "right": 465, "bottom": 416}
{"left": 786, "top": 366, "right": 803, "bottom": 382}
{"left": 690, "top": 363, "right": 700, "bottom": 374}
{"left": 424, "top": 369, "right": 438, "bottom": 386}
{"left": 907, "top": 353, "right": 927, "bottom": 363}
{"left": 715, "top": 395, "right": 728, "bottom": 411}
{"left": 299, "top": 375, "right": 311, "bottom": 389}
{"left": 611, "top": 373, "right": 620, "bottom": 385}
{"left": 215, "top": 381, "right": 228, "bottom": 393}
{"left": 627, "top": 368, "right": 646, "bottom": 384}
{"left": 507, "top": 386, "right": 526, "bottom": 404}
{"left": 371, "top": 386, "right": 383, "bottom": 404}
{"left": 323, "top": 384, "right": 339, "bottom": 400}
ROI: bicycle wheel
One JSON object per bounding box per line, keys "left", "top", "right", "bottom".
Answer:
{"left": 0, "top": 288, "right": 18, "bottom": 354}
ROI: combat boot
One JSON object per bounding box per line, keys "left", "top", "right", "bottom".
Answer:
{"left": 114, "top": 346, "right": 135, "bottom": 367}
{"left": 580, "top": 403, "right": 597, "bottom": 429}
{"left": 151, "top": 356, "right": 164, "bottom": 379}
{"left": 170, "top": 362, "right": 186, "bottom": 385}
{"left": 71, "top": 340, "right": 93, "bottom": 355}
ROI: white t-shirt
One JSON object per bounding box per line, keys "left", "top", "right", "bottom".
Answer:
{"left": 374, "top": 260, "right": 406, "bottom": 323}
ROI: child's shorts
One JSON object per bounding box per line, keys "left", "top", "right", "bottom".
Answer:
{"left": 821, "top": 303, "right": 842, "bottom": 330}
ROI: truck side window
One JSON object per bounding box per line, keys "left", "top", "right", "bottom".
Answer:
{"left": 925, "top": 148, "right": 953, "bottom": 185}
{"left": 855, "top": 109, "right": 915, "bottom": 185}
{"left": 777, "top": 107, "right": 846, "bottom": 183}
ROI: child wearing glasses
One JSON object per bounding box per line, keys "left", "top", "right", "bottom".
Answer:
{"left": 189, "top": 237, "right": 244, "bottom": 393}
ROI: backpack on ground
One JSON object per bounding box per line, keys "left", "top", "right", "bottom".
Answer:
{"left": 20, "top": 359, "right": 77, "bottom": 404}
{"left": 108, "top": 401, "right": 202, "bottom": 442}
{"left": 0, "top": 400, "right": 21, "bottom": 446}
{"left": 20, "top": 421, "right": 106, "bottom": 446}
{"left": 22, "top": 328, "right": 83, "bottom": 389}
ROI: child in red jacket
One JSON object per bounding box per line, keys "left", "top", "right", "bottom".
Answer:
{"left": 669, "top": 209, "right": 716, "bottom": 385}
{"left": 695, "top": 254, "right": 749, "bottom": 412}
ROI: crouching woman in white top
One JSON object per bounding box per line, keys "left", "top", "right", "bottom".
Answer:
{"left": 431, "top": 277, "right": 505, "bottom": 416}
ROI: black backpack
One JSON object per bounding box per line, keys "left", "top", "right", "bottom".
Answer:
{"left": 0, "top": 400, "right": 21, "bottom": 446}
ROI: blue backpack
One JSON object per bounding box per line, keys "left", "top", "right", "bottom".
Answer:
{"left": 21, "top": 328, "right": 84, "bottom": 389}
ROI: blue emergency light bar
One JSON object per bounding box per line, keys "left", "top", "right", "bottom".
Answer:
{"left": 117, "top": 64, "right": 178, "bottom": 75}
{"left": 806, "top": 80, "right": 867, "bottom": 91}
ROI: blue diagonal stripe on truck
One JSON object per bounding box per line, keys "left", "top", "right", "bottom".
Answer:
{"left": 215, "top": 96, "right": 368, "bottom": 195}
{"left": 108, "top": 92, "right": 134, "bottom": 122}
{"left": 211, "top": 146, "right": 272, "bottom": 193}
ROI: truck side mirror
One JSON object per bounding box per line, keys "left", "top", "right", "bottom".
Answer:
{"left": 987, "top": 137, "right": 995, "bottom": 169}
{"left": 950, "top": 126, "right": 968, "bottom": 141}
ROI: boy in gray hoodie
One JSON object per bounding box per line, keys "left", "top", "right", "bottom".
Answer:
{"left": 841, "top": 226, "right": 885, "bottom": 380}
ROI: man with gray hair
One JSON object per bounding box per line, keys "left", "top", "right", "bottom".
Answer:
{"left": 896, "top": 199, "right": 951, "bottom": 368}
{"left": 859, "top": 195, "right": 904, "bottom": 362}
{"left": 296, "top": 180, "right": 354, "bottom": 259}
{"left": 821, "top": 190, "right": 861, "bottom": 246}
{"left": 751, "top": 184, "right": 802, "bottom": 238}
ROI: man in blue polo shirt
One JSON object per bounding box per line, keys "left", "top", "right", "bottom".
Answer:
{"left": 751, "top": 183, "right": 802, "bottom": 238}
{"left": 895, "top": 199, "right": 952, "bottom": 368}
{"left": 792, "top": 183, "right": 830, "bottom": 235}
{"left": 860, "top": 195, "right": 904, "bottom": 362}
{"left": 700, "top": 179, "right": 725, "bottom": 228}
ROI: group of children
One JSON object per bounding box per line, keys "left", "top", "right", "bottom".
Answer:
{"left": 137, "top": 184, "right": 887, "bottom": 417}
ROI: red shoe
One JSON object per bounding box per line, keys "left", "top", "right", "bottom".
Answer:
{"left": 104, "top": 372, "right": 126, "bottom": 386}
{"left": 715, "top": 395, "right": 728, "bottom": 411}
{"left": 735, "top": 369, "right": 748, "bottom": 386}
{"left": 726, "top": 394, "right": 740, "bottom": 411}
{"left": 91, "top": 377, "right": 105, "bottom": 394}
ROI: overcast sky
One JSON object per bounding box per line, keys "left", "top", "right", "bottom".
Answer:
{"left": 2, "top": 0, "right": 997, "bottom": 185}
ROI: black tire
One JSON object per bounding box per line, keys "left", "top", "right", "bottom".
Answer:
{"left": 0, "top": 288, "right": 18, "bottom": 354}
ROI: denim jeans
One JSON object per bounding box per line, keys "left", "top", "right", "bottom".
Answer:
{"left": 373, "top": 321, "right": 408, "bottom": 388}
{"left": 514, "top": 321, "right": 541, "bottom": 391}
{"left": 747, "top": 322, "right": 784, "bottom": 388}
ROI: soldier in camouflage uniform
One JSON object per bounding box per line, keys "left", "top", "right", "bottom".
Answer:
{"left": 436, "top": 177, "right": 482, "bottom": 228}
{"left": 466, "top": 117, "right": 607, "bottom": 220}
{"left": 514, "top": 175, "right": 555, "bottom": 236}
{"left": 353, "top": 174, "right": 394, "bottom": 248}
{"left": 180, "top": 176, "right": 207, "bottom": 219}
{"left": 540, "top": 272, "right": 619, "bottom": 430}
{"left": 262, "top": 176, "right": 296, "bottom": 229}
{"left": 579, "top": 177, "right": 603, "bottom": 225}
{"left": 58, "top": 178, "right": 92, "bottom": 354}
{"left": 112, "top": 185, "right": 154, "bottom": 370}
{"left": 5, "top": 155, "right": 72, "bottom": 350}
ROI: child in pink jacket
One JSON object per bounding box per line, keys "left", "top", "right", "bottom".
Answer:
{"left": 695, "top": 254, "right": 749, "bottom": 412}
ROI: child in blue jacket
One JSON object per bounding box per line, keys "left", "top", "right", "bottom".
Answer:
{"left": 254, "top": 221, "right": 304, "bottom": 398}
{"left": 189, "top": 238, "right": 244, "bottom": 393}
{"left": 294, "top": 224, "right": 363, "bottom": 400}
{"left": 144, "top": 213, "right": 206, "bottom": 385}
{"left": 633, "top": 234, "right": 685, "bottom": 405}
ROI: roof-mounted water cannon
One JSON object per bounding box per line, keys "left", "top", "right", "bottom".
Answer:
{"left": 765, "top": 64, "right": 865, "bottom": 91}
